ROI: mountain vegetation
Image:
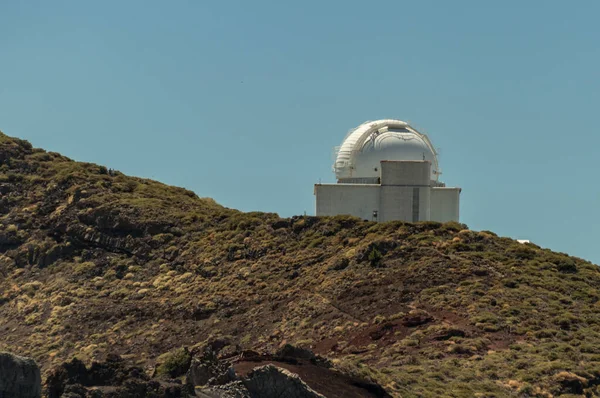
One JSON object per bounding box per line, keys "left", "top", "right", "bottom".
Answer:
{"left": 1, "top": 131, "right": 599, "bottom": 397}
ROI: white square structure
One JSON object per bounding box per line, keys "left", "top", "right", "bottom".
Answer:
{"left": 430, "top": 187, "right": 461, "bottom": 223}
{"left": 315, "top": 119, "right": 461, "bottom": 223}
{"left": 316, "top": 160, "right": 460, "bottom": 222}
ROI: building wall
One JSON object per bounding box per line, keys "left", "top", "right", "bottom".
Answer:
{"left": 378, "top": 161, "right": 431, "bottom": 222}
{"left": 379, "top": 186, "right": 430, "bottom": 222}
{"left": 380, "top": 161, "right": 430, "bottom": 186}
{"left": 315, "top": 184, "right": 380, "bottom": 221}
{"left": 315, "top": 160, "right": 460, "bottom": 223}
{"left": 430, "top": 187, "right": 461, "bottom": 222}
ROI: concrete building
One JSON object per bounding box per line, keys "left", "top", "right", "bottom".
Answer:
{"left": 315, "top": 119, "right": 461, "bottom": 223}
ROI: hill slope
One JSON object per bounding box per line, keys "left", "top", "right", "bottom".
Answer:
{"left": 1, "top": 131, "right": 600, "bottom": 397}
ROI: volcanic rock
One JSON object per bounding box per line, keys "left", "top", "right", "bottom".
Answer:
{"left": 0, "top": 352, "right": 42, "bottom": 398}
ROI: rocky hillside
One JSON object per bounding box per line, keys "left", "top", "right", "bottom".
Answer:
{"left": 1, "top": 131, "right": 600, "bottom": 397}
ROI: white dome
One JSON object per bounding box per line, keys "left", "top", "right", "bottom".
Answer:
{"left": 334, "top": 119, "right": 439, "bottom": 181}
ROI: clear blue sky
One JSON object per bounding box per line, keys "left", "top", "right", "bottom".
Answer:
{"left": 1, "top": 1, "right": 599, "bottom": 264}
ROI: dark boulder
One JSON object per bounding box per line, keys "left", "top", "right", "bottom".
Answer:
{"left": 275, "top": 344, "right": 316, "bottom": 361}
{"left": 186, "top": 347, "right": 234, "bottom": 388}
{"left": 243, "top": 365, "right": 325, "bottom": 398}
{"left": 0, "top": 352, "right": 42, "bottom": 398}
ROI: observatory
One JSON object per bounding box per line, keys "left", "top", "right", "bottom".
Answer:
{"left": 314, "top": 119, "right": 461, "bottom": 222}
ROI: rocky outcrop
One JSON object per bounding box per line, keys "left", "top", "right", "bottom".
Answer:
{"left": 186, "top": 348, "right": 234, "bottom": 388}
{"left": 275, "top": 344, "right": 316, "bottom": 361}
{"left": 243, "top": 365, "right": 326, "bottom": 398}
{"left": 197, "top": 365, "right": 326, "bottom": 398}
{"left": 274, "top": 344, "right": 331, "bottom": 368}
{"left": 64, "top": 223, "right": 147, "bottom": 257}
{"left": 44, "top": 344, "right": 392, "bottom": 398}
{"left": 194, "top": 345, "right": 391, "bottom": 398}
{"left": 46, "top": 355, "right": 194, "bottom": 398}
{"left": 0, "top": 352, "right": 42, "bottom": 398}
{"left": 196, "top": 381, "right": 251, "bottom": 398}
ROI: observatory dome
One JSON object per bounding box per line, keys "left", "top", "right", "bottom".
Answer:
{"left": 334, "top": 119, "right": 439, "bottom": 181}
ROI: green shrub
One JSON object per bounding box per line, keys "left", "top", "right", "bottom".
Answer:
{"left": 368, "top": 247, "right": 383, "bottom": 266}
{"left": 73, "top": 261, "right": 97, "bottom": 276}
{"left": 450, "top": 242, "right": 471, "bottom": 252}
{"left": 535, "top": 329, "right": 558, "bottom": 338}
{"left": 556, "top": 259, "right": 577, "bottom": 273}
{"left": 307, "top": 237, "right": 325, "bottom": 248}
{"left": 472, "top": 312, "right": 499, "bottom": 325}
{"left": 156, "top": 347, "right": 191, "bottom": 378}
{"left": 507, "top": 244, "right": 536, "bottom": 260}
{"left": 441, "top": 221, "right": 465, "bottom": 233}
